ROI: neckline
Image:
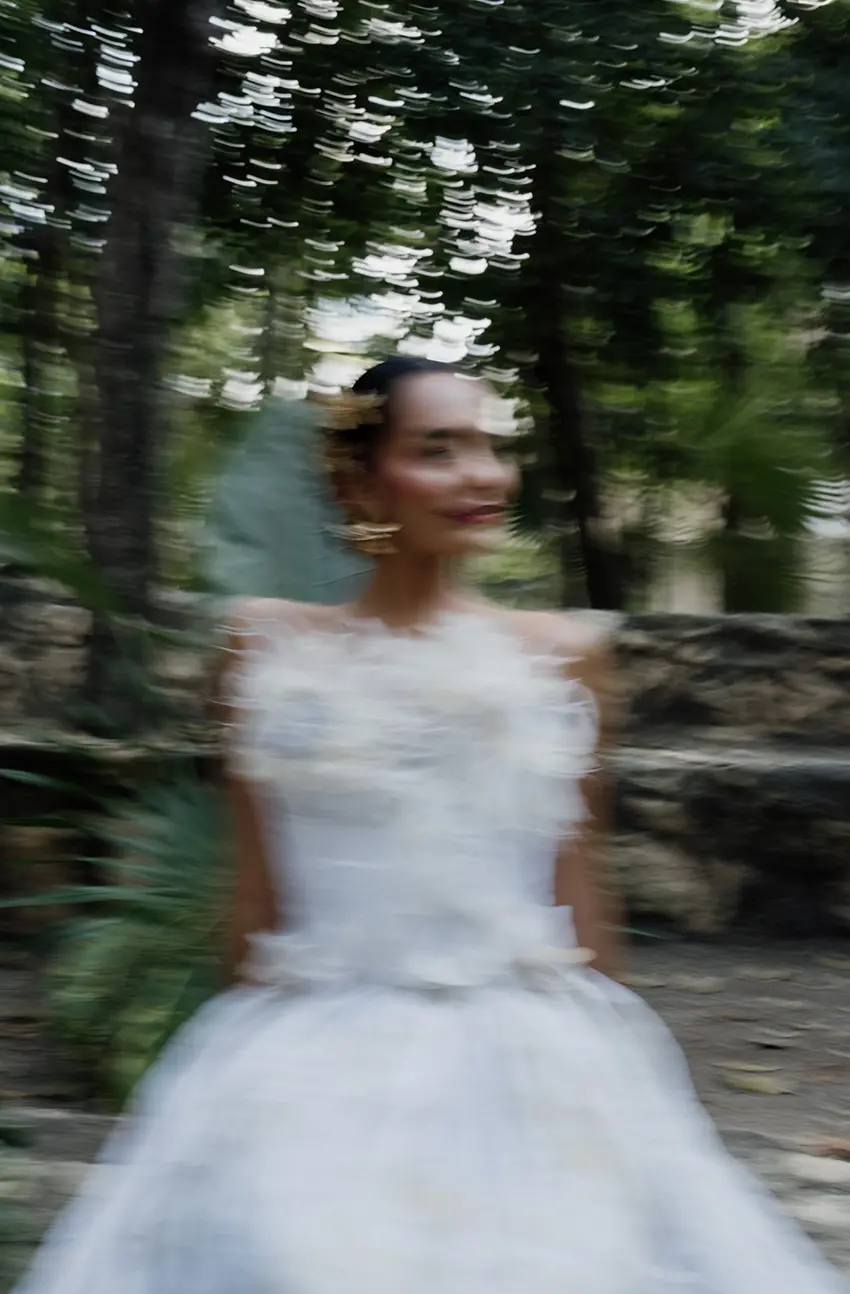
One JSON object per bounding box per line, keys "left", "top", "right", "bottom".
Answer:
{"left": 330, "top": 601, "right": 491, "bottom": 642}
{"left": 244, "top": 600, "right": 582, "bottom": 680}
{"left": 229, "top": 601, "right": 597, "bottom": 726}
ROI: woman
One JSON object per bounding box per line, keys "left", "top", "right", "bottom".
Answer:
{"left": 18, "top": 355, "right": 846, "bottom": 1293}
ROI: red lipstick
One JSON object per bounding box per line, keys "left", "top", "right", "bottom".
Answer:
{"left": 443, "top": 506, "right": 506, "bottom": 525}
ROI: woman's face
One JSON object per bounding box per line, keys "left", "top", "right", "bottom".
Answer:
{"left": 359, "top": 373, "right": 519, "bottom": 558}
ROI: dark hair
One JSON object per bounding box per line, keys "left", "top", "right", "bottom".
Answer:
{"left": 352, "top": 354, "right": 458, "bottom": 399}
{"left": 334, "top": 355, "right": 459, "bottom": 472}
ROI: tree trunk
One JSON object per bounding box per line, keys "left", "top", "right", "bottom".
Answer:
{"left": 716, "top": 306, "right": 752, "bottom": 614}
{"left": 523, "top": 148, "right": 623, "bottom": 610}
{"left": 82, "top": 0, "right": 220, "bottom": 719}
{"left": 16, "top": 87, "right": 77, "bottom": 506}
{"left": 720, "top": 494, "right": 746, "bottom": 613}
{"left": 534, "top": 333, "right": 623, "bottom": 610}
{"left": 17, "top": 225, "right": 62, "bottom": 502}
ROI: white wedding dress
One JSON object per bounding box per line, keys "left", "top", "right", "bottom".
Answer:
{"left": 17, "top": 609, "right": 847, "bottom": 1294}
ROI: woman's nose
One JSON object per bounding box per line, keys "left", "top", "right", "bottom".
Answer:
{"left": 464, "top": 445, "right": 507, "bottom": 490}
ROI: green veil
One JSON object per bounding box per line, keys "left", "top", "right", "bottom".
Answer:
{"left": 201, "top": 395, "right": 369, "bottom": 606}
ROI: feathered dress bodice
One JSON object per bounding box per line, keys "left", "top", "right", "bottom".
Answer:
{"left": 225, "top": 609, "right": 599, "bottom": 992}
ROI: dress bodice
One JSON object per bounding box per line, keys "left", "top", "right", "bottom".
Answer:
{"left": 226, "top": 608, "right": 599, "bottom": 991}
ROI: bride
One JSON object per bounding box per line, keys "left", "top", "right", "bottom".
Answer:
{"left": 17, "top": 355, "right": 847, "bottom": 1293}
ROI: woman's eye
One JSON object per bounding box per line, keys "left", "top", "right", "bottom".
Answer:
{"left": 419, "top": 443, "right": 450, "bottom": 459}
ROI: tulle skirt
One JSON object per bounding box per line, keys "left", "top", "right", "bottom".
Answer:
{"left": 15, "top": 969, "right": 848, "bottom": 1294}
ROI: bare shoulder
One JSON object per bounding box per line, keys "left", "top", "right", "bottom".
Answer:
{"left": 222, "top": 597, "right": 337, "bottom": 646}
{"left": 212, "top": 599, "right": 341, "bottom": 711}
{"left": 495, "top": 607, "right": 619, "bottom": 743}
{"left": 495, "top": 607, "right": 617, "bottom": 679}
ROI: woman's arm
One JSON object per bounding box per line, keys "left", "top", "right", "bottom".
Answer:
{"left": 211, "top": 620, "right": 281, "bottom": 985}
{"left": 553, "top": 631, "right": 626, "bottom": 982}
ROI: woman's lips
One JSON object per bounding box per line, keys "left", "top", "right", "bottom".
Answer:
{"left": 442, "top": 507, "right": 506, "bottom": 526}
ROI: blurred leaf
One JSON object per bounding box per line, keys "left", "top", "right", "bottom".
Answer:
{"left": 43, "top": 776, "right": 228, "bottom": 1107}
{"left": 201, "top": 397, "right": 368, "bottom": 605}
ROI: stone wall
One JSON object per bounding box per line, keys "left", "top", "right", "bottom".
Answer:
{"left": 613, "top": 616, "right": 850, "bottom": 938}
{"left": 617, "top": 615, "right": 850, "bottom": 747}
{"left": 0, "top": 581, "right": 209, "bottom": 734}
{"left": 0, "top": 584, "right": 849, "bottom": 939}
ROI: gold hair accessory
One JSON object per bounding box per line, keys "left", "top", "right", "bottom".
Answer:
{"left": 318, "top": 390, "right": 385, "bottom": 433}
{"left": 316, "top": 390, "right": 386, "bottom": 478}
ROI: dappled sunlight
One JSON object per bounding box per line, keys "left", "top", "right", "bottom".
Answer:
{"left": 0, "top": 0, "right": 849, "bottom": 631}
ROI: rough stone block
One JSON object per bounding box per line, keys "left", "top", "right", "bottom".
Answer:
{"left": 612, "top": 745, "right": 850, "bottom": 935}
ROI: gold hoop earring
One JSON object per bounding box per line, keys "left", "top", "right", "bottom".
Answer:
{"left": 331, "top": 520, "right": 401, "bottom": 556}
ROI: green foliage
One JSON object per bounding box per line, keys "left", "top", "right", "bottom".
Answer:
{"left": 2, "top": 0, "right": 850, "bottom": 618}
{"left": 0, "top": 1184, "right": 32, "bottom": 1294}
{"left": 42, "top": 777, "right": 229, "bottom": 1108}
{"left": 0, "top": 496, "right": 113, "bottom": 614}
{"left": 0, "top": 1113, "right": 37, "bottom": 1294}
